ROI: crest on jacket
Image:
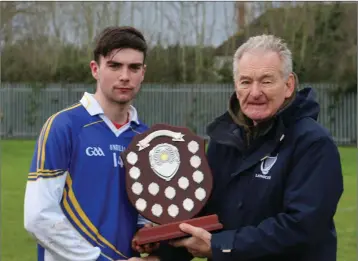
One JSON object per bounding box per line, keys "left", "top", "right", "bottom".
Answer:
{"left": 260, "top": 155, "right": 278, "bottom": 175}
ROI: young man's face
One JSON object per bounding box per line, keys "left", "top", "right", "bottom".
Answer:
{"left": 90, "top": 48, "right": 146, "bottom": 105}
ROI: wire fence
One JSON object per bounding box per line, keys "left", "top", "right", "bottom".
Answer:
{"left": 0, "top": 83, "right": 356, "bottom": 146}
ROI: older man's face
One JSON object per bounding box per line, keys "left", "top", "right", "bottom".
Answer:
{"left": 235, "top": 50, "right": 295, "bottom": 124}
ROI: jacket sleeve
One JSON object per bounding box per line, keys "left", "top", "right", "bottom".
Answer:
{"left": 210, "top": 137, "right": 344, "bottom": 260}
{"left": 24, "top": 116, "right": 101, "bottom": 261}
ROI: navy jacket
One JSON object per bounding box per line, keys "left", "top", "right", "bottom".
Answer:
{"left": 154, "top": 87, "right": 343, "bottom": 261}
{"left": 203, "top": 87, "right": 343, "bottom": 261}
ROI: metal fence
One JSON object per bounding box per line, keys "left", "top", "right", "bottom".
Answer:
{"left": 0, "top": 83, "right": 356, "bottom": 145}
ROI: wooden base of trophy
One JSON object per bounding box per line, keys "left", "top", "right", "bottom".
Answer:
{"left": 135, "top": 214, "right": 223, "bottom": 245}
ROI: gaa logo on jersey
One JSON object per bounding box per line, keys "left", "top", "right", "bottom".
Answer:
{"left": 85, "top": 147, "right": 105, "bottom": 156}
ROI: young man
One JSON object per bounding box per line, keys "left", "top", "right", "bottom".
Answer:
{"left": 24, "top": 26, "right": 152, "bottom": 261}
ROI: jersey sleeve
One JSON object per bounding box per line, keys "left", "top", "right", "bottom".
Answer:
{"left": 24, "top": 113, "right": 101, "bottom": 261}
{"left": 33, "top": 112, "right": 69, "bottom": 172}
{"left": 137, "top": 214, "right": 152, "bottom": 228}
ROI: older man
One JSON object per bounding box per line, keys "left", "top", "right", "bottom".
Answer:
{"left": 124, "top": 35, "right": 343, "bottom": 261}
{"left": 151, "top": 34, "right": 343, "bottom": 261}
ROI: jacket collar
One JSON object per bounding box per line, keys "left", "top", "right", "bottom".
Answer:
{"left": 206, "top": 92, "right": 293, "bottom": 152}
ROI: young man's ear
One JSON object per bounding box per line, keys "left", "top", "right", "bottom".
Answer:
{"left": 141, "top": 64, "right": 147, "bottom": 80}
{"left": 90, "top": 61, "right": 99, "bottom": 80}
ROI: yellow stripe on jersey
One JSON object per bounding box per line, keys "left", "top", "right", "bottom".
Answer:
{"left": 27, "top": 169, "right": 65, "bottom": 181}
{"left": 36, "top": 116, "right": 53, "bottom": 170}
{"left": 65, "top": 174, "right": 129, "bottom": 259}
{"left": 37, "top": 103, "right": 82, "bottom": 171}
{"left": 83, "top": 120, "right": 104, "bottom": 128}
{"left": 62, "top": 188, "right": 105, "bottom": 248}
{"left": 28, "top": 169, "right": 62, "bottom": 175}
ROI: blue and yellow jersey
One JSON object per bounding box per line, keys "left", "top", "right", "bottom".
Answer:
{"left": 24, "top": 92, "right": 148, "bottom": 261}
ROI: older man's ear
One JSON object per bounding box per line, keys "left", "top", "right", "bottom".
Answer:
{"left": 284, "top": 72, "right": 296, "bottom": 98}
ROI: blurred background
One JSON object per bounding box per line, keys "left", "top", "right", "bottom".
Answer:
{"left": 0, "top": 2, "right": 356, "bottom": 261}
{"left": 0, "top": 1, "right": 357, "bottom": 144}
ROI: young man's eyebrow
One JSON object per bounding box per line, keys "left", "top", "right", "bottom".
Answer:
{"left": 130, "top": 63, "right": 144, "bottom": 66}
{"left": 106, "top": 61, "right": 143, "bottom": 66}
{"left": 107, "top": 61, "right": 121, "bottom": 65}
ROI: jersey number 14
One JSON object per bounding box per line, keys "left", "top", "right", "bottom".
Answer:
{"left": 113, "top": 152, "right": 124, "bottom": 168}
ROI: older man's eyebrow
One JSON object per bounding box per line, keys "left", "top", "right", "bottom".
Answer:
{"left": 259, "top": 74, "right": 275, "bottom": 80}
{"left": 239, "top": 75, "right": 252, "bottom": 81}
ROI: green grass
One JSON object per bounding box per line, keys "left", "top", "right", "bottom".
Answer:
{"left": 1, "top": 140, "right": 356, "bottom": 261}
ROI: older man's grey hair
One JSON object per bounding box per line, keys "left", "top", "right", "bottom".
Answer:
{"left": 232, "top": 35, "right": 293, "bottom": 83}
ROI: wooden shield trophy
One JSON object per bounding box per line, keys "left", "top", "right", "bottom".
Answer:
{"left": 122, "top": 124, "right": 223, "bottom": 245}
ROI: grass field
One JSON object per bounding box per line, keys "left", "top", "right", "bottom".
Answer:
{"left": 1, "top": 140, "right": 356, "bottom": 261}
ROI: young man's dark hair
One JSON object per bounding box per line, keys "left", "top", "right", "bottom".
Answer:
{"left": 93, "top": 26, "right": 147, "bottom": 64}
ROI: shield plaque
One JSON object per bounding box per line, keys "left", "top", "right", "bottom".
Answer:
{"left": 121, "top": 124, "right": 222, "bottom": 245}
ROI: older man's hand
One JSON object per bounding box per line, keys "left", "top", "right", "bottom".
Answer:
{"left": 169, "top": 223, "right": 213, "bottom": 258}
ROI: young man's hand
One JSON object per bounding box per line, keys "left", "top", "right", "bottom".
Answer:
{"left": 132, "top": 223, "right": 160, "bottom": 254}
